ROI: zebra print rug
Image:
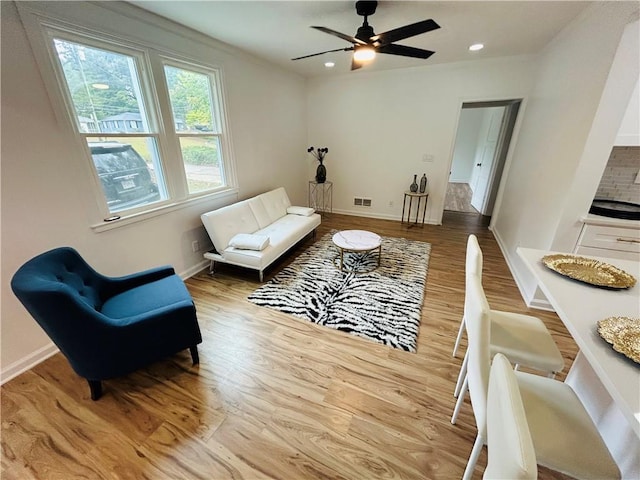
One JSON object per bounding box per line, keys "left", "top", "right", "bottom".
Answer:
{"left": 248, "top": 231, "right": 431, "bottom": 352}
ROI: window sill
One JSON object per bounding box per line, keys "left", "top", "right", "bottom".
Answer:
{"left": 90, "top": 188, "right": 239, "bottom": 233}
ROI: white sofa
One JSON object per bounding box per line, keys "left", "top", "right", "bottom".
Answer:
{"left": 201, "top": 187, "right": 321, "bottom": 281}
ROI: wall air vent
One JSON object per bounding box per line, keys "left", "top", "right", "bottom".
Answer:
{"left": 354, "top": 197, "right": 372, "bottom": 207}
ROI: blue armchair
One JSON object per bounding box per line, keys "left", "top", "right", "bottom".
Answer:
{"left": 11, "top": 247, "right": 202, "bottom": 400}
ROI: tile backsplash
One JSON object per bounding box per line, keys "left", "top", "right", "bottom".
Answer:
{"left": 595, "top": 146, "right": 640, "bottom": 204}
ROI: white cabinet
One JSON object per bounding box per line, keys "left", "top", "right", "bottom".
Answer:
{"left": 575, "top": 221, "right": 640, "bottom": 260}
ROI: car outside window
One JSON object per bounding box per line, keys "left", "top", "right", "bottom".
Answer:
{"left": 89, "top": 142, "right": 161, "bottom": 212}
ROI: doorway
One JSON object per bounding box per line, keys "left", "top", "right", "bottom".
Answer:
{"left": 445, "top": 100, "right": 521, "bottom": 217}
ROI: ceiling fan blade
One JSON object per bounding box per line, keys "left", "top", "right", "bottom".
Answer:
{"left": 312, "top": 26, "right": 367, "bottom": 45}
{"left": 370, "top": 19, "right": 440, "bottom": 47}
{"left": 378, "top": 44, "right": 435, "bottom": 59}
{"left": 292, "top": 47, "right": 353, "bottom": 61}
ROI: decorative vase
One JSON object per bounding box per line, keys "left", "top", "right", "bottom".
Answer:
{"left": 315, "top": 161, "right": 327, "bottom": 184}
{"left": 419, "top": 174, "right": 427, "bottom": 193}
{"left": 409, "top": 174, "right": 418, "bottom": 192}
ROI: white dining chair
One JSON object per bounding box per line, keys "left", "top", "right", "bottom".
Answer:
{"left": 461, "top": 275, "right": 619, "bottom": 480}
{"left": 484, "top": 353, "right": 537, "bottom": 480}
{"left": 452, "top": 234, "right": 482, "bottom": 358}
{"left": 483, "top": 353, "right": 620, "bottom": 480}
{"left": 451, "top": 235, "right": 564, "bottom": 424}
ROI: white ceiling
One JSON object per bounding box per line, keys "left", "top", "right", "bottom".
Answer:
{"left": 129, "top": 1, "right": 591, "bottom": 77}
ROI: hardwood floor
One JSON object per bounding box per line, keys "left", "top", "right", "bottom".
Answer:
{"left": 1, "top": 212, "right": 576, "bottom": 479}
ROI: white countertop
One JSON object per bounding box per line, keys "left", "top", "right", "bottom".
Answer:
{"left": 518, "top": 247, "right": 640, "bottom": 437}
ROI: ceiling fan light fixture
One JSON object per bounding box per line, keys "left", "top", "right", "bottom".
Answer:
{"left": 469, "top": 43, "right": 484, "bottom": 51}
{"left": 353, "top": 45, "right": 376, "bottom": 62}
{"left": 292, "top": 1, "right": 439, "bottom": 71}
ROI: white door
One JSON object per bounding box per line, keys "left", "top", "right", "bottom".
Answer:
{"left": 471, "top": 107, "right": 505, "bottom": 213}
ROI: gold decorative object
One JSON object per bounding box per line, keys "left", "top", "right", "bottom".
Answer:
{"left": 542, "top": 254, "right": 636, "bottom": 289}
{"left": 597, "top": 317, "right": 640, "bottom": 364}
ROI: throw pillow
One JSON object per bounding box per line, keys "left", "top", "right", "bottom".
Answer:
{"left": 228, "top": 233, "right": 270, "bottom": 251}
{"left": 286, "top": 206, "right": 315, "bottom": 216}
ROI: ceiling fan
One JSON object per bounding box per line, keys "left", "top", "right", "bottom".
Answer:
{"left": 292, "top": 1, "right": 440, "bottom": 70}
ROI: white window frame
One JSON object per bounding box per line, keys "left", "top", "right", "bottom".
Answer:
{"left": 157, "top": 57, "right": 230, "bottom": 199}
{"left": 18, "top": 8, "right": 238, "bottom": 231}
{"left": 46, "top": 29, "right": 171, "bottom": 218}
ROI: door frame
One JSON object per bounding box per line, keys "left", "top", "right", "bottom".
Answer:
{"left": 441, "top": 97, "right": 526, "bottom": 224}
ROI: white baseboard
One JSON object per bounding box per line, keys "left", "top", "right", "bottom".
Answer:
{"left": 331, "top": 208, "right": 440, "bottom": 225}
{"left": 489, "top": 226, "right": 554, "bottom": 312}
{"left": 1, "top": 342, "right": 59, "bottom": 385}
{"left": 527, "top": 297, "right": 555, "bottom": 311}
{"left": 180, "top": 259, "right": 210, "bottom": 279}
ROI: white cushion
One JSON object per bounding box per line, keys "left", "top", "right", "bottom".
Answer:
{"left": 485, "top": 354, "right": 537, "bottom": 480}
{"left": 228, "top": 233, "right": 270, "bottom": 251}
{"left": 247, "top": 197, "right": 272, "bottom": 229}
{"left": 257, "top": 187, "right": 291, "bottom": 223}
{"left": 287, "top": 206, "right": 315, "bottom": 216}
{"left": 256, "top": 213, "right": 320, "bottom": 246}
{"left": 223, "top": 244, "right": 278, "bottom": 270}
{"left": 489, "top": 310, "right": 564, "bottom": 373}
{"left": 515, "top": 370, "right": 620, "bottom": 479}
{"left": 201, "top": 200, "right": 259, "bottom": 251}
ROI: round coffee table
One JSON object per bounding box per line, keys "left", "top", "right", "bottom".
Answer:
{"left": 332, "top": 230, "right": 382, "bottom": 273}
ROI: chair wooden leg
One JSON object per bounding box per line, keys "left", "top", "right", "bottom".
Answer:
{"left": 189, "top": 346, "right": 200, "bottom": 365}
{"left": 88, "top": 380, "right": 102, "bottom": 401}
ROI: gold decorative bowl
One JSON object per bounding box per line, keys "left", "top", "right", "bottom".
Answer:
{"left": 597, "top": 316, "right": 640, "bottom": 364}
{"left": 542, "top": 254, "right": 636, "bottom": 289}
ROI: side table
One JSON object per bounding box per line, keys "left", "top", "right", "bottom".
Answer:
{"left": 309, "top": 181, "right": 333, "bottom": 215}
{"left": 402, "top": 191, "right": 428, "bottom": 228}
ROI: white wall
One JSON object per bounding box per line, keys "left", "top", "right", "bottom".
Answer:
{"left": 306, "top": 56, "right": 538, "bottom": 222}
{"left": 615, "top": 79, "right": 640, "bottom": 146}
{"left": 450, "top": 108, "right": 485, "bottom": 183}
{"left": 0, "top": 1, "right": 307, "bottom": 379}
{"left": 491, "top": 2, "right": 639, "bottom": 303}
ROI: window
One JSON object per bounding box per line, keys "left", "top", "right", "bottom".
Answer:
{"left": 45, "top": 29, "right": 234, "bottom": 220}
{"left": 164, "top": 64, "right": 224, "bottom": 194}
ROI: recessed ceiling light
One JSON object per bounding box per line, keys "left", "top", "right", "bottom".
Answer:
{"left": 469, "top": 43, "right": 484, "bottom": 52}
{"left": 324, "top": 61, "right": 335, "bottom": 68}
